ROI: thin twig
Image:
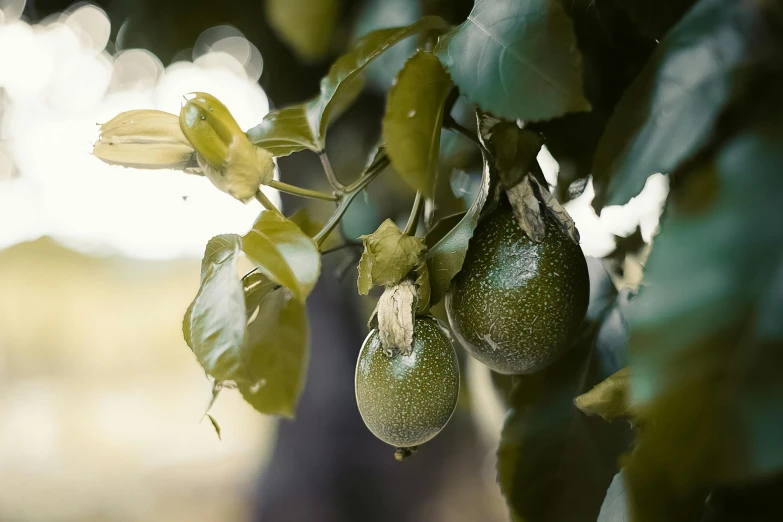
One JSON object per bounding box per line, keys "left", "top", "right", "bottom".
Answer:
{"left": 319, "top": 152, "right": 346, "bottom": 193}
{"left": 321, "top": 242, "right": 362, "bottom": 255}
{"left": 268, "top": 180, "right": 338, "bottom": 202}
{"left": 314, "top": 154, "right": 391, "bottom": 246}
{"left": 255, "top": 190, "right": 283, "bottom": 217}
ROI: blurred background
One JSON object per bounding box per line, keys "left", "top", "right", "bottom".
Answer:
{"left": 0, "top": 0, "right": 667, "bottom": 520}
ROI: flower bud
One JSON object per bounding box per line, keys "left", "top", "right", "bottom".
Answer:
{"left": 180, "top": 92, "right": 274, "bottom": 201}
{"left": 93, "top": 110, "right": 196, "bottom": 169}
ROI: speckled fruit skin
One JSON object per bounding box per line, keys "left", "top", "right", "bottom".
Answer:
{"left": 445, "top": 202, "right": 589, "bottom": 375}
{"left": 355, "top": 317, "right": 459, "bottom": 448}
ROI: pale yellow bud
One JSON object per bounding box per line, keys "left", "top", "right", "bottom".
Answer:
{"left": 93, "top": 110, "right": 196, "bottom": 169}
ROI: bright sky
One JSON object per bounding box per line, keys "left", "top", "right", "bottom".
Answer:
{"left": 0, "top": 0, "right": 667, "bottom": 260}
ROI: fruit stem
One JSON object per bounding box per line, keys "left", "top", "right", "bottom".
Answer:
{"left": 319, "top": 151, "right": 346, "bottom": 194}
{"left": 403, "top": 191, "right": 424, "bottom": 235}
{"left": 443, "top": 115, "right": 482, "bottom": 150}
{"left": 314, "top": 153, "right": 390, "bottom": 246}
{"left": 254, "top": 189, "right": 284, "bottom": 217}
{"left": 267, "top": 180, "right": 339, "bottom": 202}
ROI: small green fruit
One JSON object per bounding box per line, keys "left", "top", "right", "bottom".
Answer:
{"left": 355, "top": 316, "right": 459, "bottom": 448}
{"left": 445, "top": 202, "right": 589, "bottom": 374}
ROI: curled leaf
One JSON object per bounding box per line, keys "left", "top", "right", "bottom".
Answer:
{"left": 93, "top": 110, "right": 196, "bottom": 169}
{"left": 357, "top": 219, "right": 426, "bottom": 294}
{"left": 506, "top": 176, "right": 545, "bottom": 243}
{"left": 478, "top": 113, "right": 544, "bottom": 188}
{"left": 371, "top": 281, "right": 417, "bottom": 356}
{"left": 426, "top": 151, "right": 491, "bottom": 305}
{"left": 413, "top": 260, "right": 430, "bottom": 314}
{"left": 575, "top": 368, "right": 634, "bottom": 422}
{"left": 530, "top": 175, "right": 580, "bottom": 244}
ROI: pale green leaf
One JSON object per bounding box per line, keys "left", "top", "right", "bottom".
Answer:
{"left": 357, "top": 219, "right": 426, "bottom": 294}
{"left": 241, "top": 211, "right": 321, "bottom": 302}
{"left": 186, "top": 234, "right": 247, "bottom": 382}
{"left": 435, "top": 0, "right": 589, "bottom": 122}
{"left": 238, "top": 273, "right": 309, "bottom": 417}
{"left": 383, "top": 51, "right": 452, "bottom": 197}
{"left": 247, "top": 104, "right": 320, "bottom": 156}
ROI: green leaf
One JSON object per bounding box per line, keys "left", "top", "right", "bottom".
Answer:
{"left": 238, "top": 273, "right": 309, "bottom": 418}
{"left": 623, "top": 113, "right": 783, "bottom": 519}
{"left": 498, "top": 333, "right": 630, "bottom": 522}
{"left": 383, "top": 51, "right": 452, "bottom": 197}
{"left": 426, "top": 152, "right": 490, "bottom": 306}
{"left": 248, "top": 17, "right": 448, "bottom": 154}
{"left": 357, "top": 219, "right": 426, "bottom": 294}
{"left": 614, "top": 0, "right": 697, "bottom": 40}
{"left": 241, "top": 211, "right": 321, "bottom": 302}
{"left": 575, "top": 367, "right": 634, "bottom": 422}
{"left": 435, "top": 0, "right": 590, "bottom": 122}
{"left": 246, "top": 105, "right": 320, "bottom": 157}
{"left": 478, "top": 113, "right": 544, "bottom": 188}
{"left": 205, "top": 413, "right": 222, "bottom": 440}
{"left": 425, "top": 212, "right": 466, "bottom": 249}
{"left": 186, "top": 235, "right": 247, "bottom": 382}
{"left": 266, "top": 0, "right": 340, "bottom": 62}
{"left": 413, "top": 260, "right": 430, "bottom": 314}
{"left": 288, "top": 208, "right": 340, "bottom": 250}
{"left": 591, "top": 0, "right": 779, "bottom": 211}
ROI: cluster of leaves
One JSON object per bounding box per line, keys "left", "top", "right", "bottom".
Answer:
{"left": 123, "top": 0, "right": 783, "bottom": 520}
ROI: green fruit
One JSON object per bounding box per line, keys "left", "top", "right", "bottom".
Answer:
{"left": 445, "top": 202, "right": 589, "bottom": 375}
{"left": 355, "top": 316, "right": 459, "bottom": 447}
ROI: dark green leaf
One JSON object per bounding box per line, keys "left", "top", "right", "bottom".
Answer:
{"left": 426, "top": 151, "right": 490, "bottom": 305}
{"left": 249, "top": 17, "right": 447, "bottom": 154}
{"left": 383, "top": 51, "right": 452, "bottom": 197}
{"left": 247, "top": 105, "right": 320, "bottom": 157}
{"left": 498, "top": 332, "right": 630, "bottom": 522}
{"left": 624, "top": 115, "right": 783, "bottom": 519}
{"left": 435, "top": 0, "right": 590, "bottom": 122}
{"left": 614, "top": 0, "right": 697, "bottom": 40}
{"left": 241, "top": 211, "right": 321, "bottom": 302}
{"left": 267, "top": 0, "right": 340, "bottom": 62}
{"left": 591, "top": 0, "right": 779, "bottom": 211}
{"left": 478, "top": 114, "right": 544, "bottom": 188}
{"left": 238, "top": 273, "right": 309, "bottom": 417}
{"left": 529, "top": 0, "right": 655, "bottom": 202}
{"left": 309, "top": 16, "right": 448, "bottom": 146}
{"left": 186, "top": 235, "right": 247, "bottom": 382}
{"left": 575, "top": 367, "right": 634, "bottom": 422}
{"left": 357, "top": 219, "right": 426, "bottom": 294}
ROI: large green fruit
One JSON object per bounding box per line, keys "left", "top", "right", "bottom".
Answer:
{"left": 445, "top": 202, "right": 589, "bottom": 374}
{"left": 355, "top": 316, "right": 459, "bottom": 448}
